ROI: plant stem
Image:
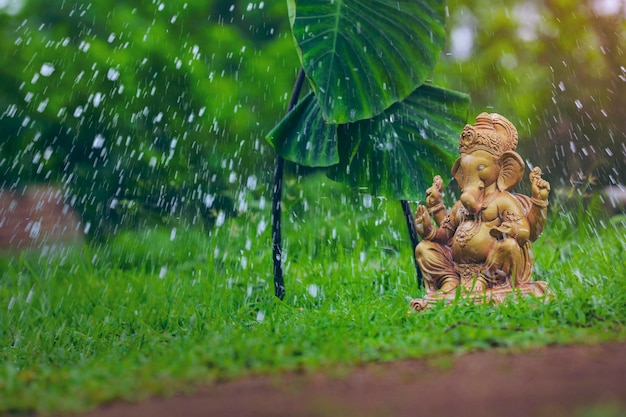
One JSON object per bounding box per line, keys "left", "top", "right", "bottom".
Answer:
{"left": 272, "top": 68, "right": 306, "bottom": 299}
{"left": 400, "top": 199, "right": 423, "bottom": 289}
{"left": 272, "top": 157, "right": 286, "bottom": 299}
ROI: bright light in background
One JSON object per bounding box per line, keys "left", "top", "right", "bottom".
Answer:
{"left": 450, "top": 25, "right": 474, "bottom": 61}
{"left": 593, "top": 0, "right": 625, "bottom": 15}
{"left": 514, "top": 2, "right": 542, "bottom": 41}
{"left": 449, "top": 8, "right": 478, "bottom": 61}
{"left": 0, "top": 0, "right": 23, "bottom": 15}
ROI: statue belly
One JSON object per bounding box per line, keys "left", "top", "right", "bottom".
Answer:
{"left": 451, "top": 221, "right": 496, "bottom": 263}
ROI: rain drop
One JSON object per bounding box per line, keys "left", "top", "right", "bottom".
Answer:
{"left": 307, "top": 284, "right": 319, "bottom": 298}
{"left": 40, "top": 63, "right": 55, "bottom": 76}
{"left": 107, "top": 68, "right": 120, "bottom": 81}
{"left": 37, "top": 98, "right": 48, "bottom": 113}
{"left": 257, "top": 218, "right": 267, "bottom": 236}
{"left": 204, "top": 193, "right": 215, "bottom": 208}
{"left": 246, "top": 175, "right": 257, "bottom": 190}
{"left": 256, "top": 310, "right": 265, "bottom": 322}
{"left": 92, "top": 134, "right": 105, "bottom": 149}
{"left": 28, "top": 221, "right": 41, "bottom": 239}
{"left": 26, "top": 287, "right": 35, "bottom": 304}
{"left": 93, "top": 92, "right": 103, "bottom": 107}
{"left": 215, "top": 211, "right": 226, "bottom": 227}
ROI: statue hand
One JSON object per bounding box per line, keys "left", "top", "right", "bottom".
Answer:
{"left": 530, "top": 167, "right": 550, "bottom": 201}
{"left": 425, "top": 176, "right": 444, "bottom": 208}
{"left": 489, "top": 222, "right": 519, "bottom": 240}
{"left": 414, "top": 205, "right": 433, "bottom": 239}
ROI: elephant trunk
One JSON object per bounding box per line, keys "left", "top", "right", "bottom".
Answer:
{"left": 460, "top": 189, "right": 483, "bottom": 215}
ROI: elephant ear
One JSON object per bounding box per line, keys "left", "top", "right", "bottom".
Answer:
{"left": 451, "top": 157, "right": 462, "bottom": 186}
{"left": 498, "top": 151, "right": 525, "bottom": 191}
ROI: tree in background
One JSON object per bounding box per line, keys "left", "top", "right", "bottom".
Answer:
{"left": 434, "top": 0, "right": 626, "bottom": 193}
{"left": 0, "top": 0, "right": 296, "bottom": 236}
{"left": 2, "top": 0, "right": 623, "bottom": 243}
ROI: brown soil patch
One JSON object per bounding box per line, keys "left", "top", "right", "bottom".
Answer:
{"left": 84, "top": 343, "right": 626, "bottom": 417}
{"left": 0, "top": 186, "right": 82, "bottom": 250}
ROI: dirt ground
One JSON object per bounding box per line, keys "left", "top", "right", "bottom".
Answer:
{"left": 84, "top": 343, "right": 626, "bottom": 417}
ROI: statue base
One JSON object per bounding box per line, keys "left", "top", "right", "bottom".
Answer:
{"left": 410, "top": 281, "right": 550, "bottom": 312}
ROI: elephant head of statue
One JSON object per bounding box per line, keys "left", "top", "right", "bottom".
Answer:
{"left": 451, "top": 112, "right": 525, "bottom": 215}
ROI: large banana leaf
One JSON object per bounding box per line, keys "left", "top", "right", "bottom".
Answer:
{"left": 287, "top": 0, "right": 446, "bottom": 124}
{"left": 266, "top": 83, "right": 469, "bottom": 199}
{"left": 327, "top": 84, "right": 469, "bottom": 200}
{"left": 266, "top": 91, "right": 338, "bottom": 167}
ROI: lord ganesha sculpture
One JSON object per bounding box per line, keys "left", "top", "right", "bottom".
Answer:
{"left": 410, "top": 112, "right": 551, "bottom": 311}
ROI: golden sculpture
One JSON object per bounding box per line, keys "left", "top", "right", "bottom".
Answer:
{"left": 410, "top": 112, "right": 551, "bottom": 311}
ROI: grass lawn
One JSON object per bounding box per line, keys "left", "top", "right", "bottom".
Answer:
{"left": 1, "top": 182, "right": 625, "bottom": 414}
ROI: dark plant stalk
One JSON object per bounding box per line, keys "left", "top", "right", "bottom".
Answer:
{"left": 272, "top": 68, "right": 306, "bottom": 299}
{"left": 272, "top": 157, "right": 286, "bottom": 299}
{"left": 400, "top": 199, "right": 423, "bottom": 288}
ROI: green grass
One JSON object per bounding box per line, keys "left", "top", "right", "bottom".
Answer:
{"left": 1, "top": 184, "right": 625, "bottom": 414}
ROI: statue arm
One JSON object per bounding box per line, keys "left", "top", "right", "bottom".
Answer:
{"left": 490, "top": 196, "right": 531, "bottom": 246}
{"left": 528, "top": 167, "right": 550, "bottom": 241}
{"left": 414, "top": 204, "right": 455, "bottom": 243}
{"left": 429, "top": 204, "right": 447, "bottom": 227}
{"left": 510, "top": 212, "right": 531, "bottom": 246}
{"left": 425, "top": 176, "right": 447, "bottom": 226}
{"left": 511, "top": 168, "right": 550, "bottom": 242}
{"left": 431, "top": 216, "right": 455, "bottom": 243}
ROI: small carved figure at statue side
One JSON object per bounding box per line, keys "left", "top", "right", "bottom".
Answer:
{"left": 410, "top": 112, "right": 551, "bottom": 311}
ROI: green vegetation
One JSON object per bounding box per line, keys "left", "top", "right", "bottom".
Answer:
{"left": 267, "top": 0, "right": 470, "bottom": 199}
{"left": 0, "top": 0, "right": 297, "bottom": 235}
{"left": 3, "top": 0, "right": 622, "bottom": 240}
{"left": 1, "top": 181, "right": 624, "bottom": 413}
{"left": 434, "top": 0, "right": 626, "bottom": 187}
{"left": 1, "top": 0, "right": 625, "bottom": 414}
{"left": 266, "top": 0, "right": 469, "bottom": 299}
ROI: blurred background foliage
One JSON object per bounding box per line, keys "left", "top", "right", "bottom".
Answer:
{"left": 0, "top": 0, "right": 298, "bottom": 237}
{"left": 0, "top": 0, "right": 624, "bottom": 239}
{"left": 434, "top": 0, "right": 626, "bottom": 193}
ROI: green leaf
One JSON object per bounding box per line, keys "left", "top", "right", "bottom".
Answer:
{"left": 327, "top": 84, "right": 470, "bottom": 200}
{"left": 265, "top": 92, "right": 339, "bottom": 167}
{"left": 288, "top": 0, "right": 446, "bottom": 124}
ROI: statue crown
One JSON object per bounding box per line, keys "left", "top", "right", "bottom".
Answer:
{"left": 459, "top": 112, "right": 518, "bottom": 158}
